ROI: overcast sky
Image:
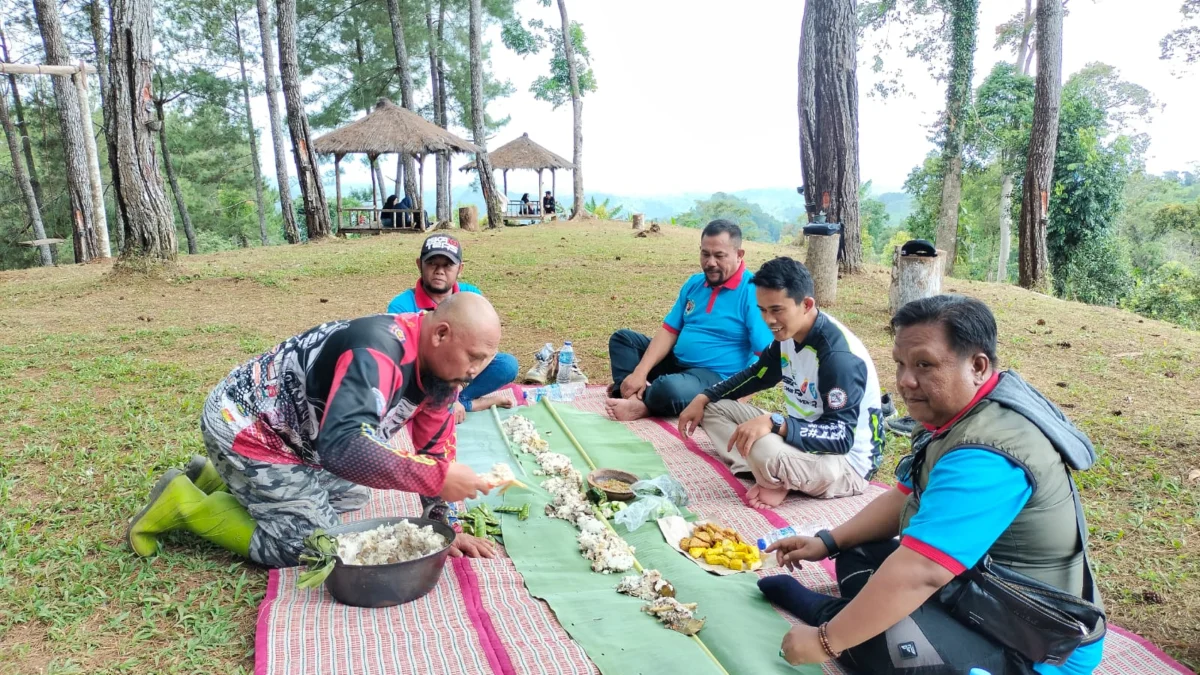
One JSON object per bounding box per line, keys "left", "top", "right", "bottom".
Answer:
{"left": 294, "top": 0, "right": 1199, "bottom": 198}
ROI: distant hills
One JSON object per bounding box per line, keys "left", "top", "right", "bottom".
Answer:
{"left": 328, "top": 178, "right": 913, "bottom": 227}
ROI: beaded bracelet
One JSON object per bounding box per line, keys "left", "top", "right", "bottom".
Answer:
{"left": 818, "top": 622, "right": 842, "bottom": 659}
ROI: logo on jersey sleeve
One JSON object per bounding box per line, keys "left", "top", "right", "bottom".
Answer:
{"left": 827, "top": 387, "right": 848, "bottom": 409}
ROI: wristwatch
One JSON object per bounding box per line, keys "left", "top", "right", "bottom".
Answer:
{"left": 769, "top": 413, "right": 785, "bottom": 435}
{"left": 815, "top": 529, "right": 840, "bottom": 559}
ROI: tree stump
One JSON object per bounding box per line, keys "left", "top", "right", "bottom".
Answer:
{"left": 889, "top": 246, "right": 945, "bottom": 315}
{"left": 805, "top": 233, "right": 841, "bottom": 307}
{"left": 631, "top": 213, "right": 645, "bottom": 230}
{"left": 458, "top": 205, "right": 478, "bottom": 231}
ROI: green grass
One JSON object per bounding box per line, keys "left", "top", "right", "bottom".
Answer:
{"left": 1, "top": 220, "right": 1197, "bottom": 672}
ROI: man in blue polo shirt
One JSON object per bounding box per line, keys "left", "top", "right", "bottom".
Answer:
{"left": 605, "top": 220, "right": 774, "bottom": 421}
{"left": 387, "top": 234, "right": 520, "bottom": 421}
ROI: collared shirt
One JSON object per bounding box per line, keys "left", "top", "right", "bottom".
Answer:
{"left": 387, "top": 279, "right": 483, "bottom": 313}
{"left": 662, "top": 261, "right": 774, "bottom": 379}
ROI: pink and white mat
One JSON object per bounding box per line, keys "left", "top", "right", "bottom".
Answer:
{"left": 255, "top": 386, "right": 1193, "bottom": 674}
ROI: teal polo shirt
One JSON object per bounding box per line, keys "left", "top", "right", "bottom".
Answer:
{"left": 387, "top": 280, "right": 482, "bottom": 313}
{"left": 662, "top": 261, "right": 774, "bottom": 378}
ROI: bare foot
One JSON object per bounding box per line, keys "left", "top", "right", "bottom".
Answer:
{"left": 745, "top": 484, "right": 762, "bottom": 505}
{"left": 749, "top": 484, "right": 789, "bottom": 509}
{"left": 604, "top": 397, "right": 649, "bottom": 421}
{"left": 469, "top": 391, "right": 515, "bottom": 413}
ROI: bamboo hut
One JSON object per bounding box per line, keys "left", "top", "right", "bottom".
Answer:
{"left": 461, "top": 132, "right": 572, "bottom": 223}
{"left": 313, "top": 98, "right": 479, "bottom": 233}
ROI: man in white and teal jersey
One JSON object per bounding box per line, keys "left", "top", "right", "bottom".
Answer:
{"left": 678, "top": 257, "right": 884, "bottom": 508}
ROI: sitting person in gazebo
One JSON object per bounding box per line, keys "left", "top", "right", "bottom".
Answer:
{"left": 381, "top": 194, "right": 399, "bottom": 228}
{"left": 387, "top": 234, "right": 520, "bottom": 422}
{"left": 542, "top": 191, "right": 556, "bottom": 215}
{"left": 520, "top": 193, "right": 534, "bottom": 215}
{"left": 397, "top": 194, "right": 414, "bottom": 228}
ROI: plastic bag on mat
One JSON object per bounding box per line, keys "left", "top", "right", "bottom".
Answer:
{"left": 630, "top": 475, "right": 689, "bottom": 507}
{"left": 613, "top": 495, "right": 680, "bottom": 531}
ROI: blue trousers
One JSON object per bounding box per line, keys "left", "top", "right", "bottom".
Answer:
{"left": 459, "top": 352, "right": 519, "bottom": 408}
{"left": 608, "top": 329, "right": 723, "bottom": 417}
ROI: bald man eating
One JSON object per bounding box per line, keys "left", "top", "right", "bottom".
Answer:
{"left": 126, "top": 293, "right": 503, "bottom": 566}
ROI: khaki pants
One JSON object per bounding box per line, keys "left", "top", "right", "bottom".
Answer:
{"left": 702, "top": 400, "right": 866, "bottom": 499}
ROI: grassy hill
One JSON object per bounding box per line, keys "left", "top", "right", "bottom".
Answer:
{"left": 1, "top": 221, "right": 1196, "bottom": 672}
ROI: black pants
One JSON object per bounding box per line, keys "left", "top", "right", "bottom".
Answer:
{"left": 607, "top": 329, "right": 723, "bottom": 417}
{"left": 816, "top": 540, "right": 1035, "bottom": 675}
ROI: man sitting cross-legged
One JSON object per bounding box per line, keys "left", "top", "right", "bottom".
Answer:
{"left": 605, "top": 219, "right": 774, "bottom": 422}
{"left": 387, "top": 233, "right": 520, "bottom": 423}
{"left": 678, "top": 257, "right": 884, "bottom": 508}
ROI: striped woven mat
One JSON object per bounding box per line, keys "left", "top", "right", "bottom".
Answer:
{"left": 255, "top": 386, "right": 1192, "bottom": 675}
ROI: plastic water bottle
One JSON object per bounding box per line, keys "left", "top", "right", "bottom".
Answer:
{"left": 757, "top": 526, "right": 799, "bottom": 551}
{"left": 528, "top": 382, "right": 583, "bottom": 403}
{"left": 556, "top": 341, "right": 575, "bottom": 385}
{"left": 969, "top": 670, "right": 992, "bottom": 675}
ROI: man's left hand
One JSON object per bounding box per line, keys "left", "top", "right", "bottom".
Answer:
{"left": 449, "top": 532, "right": 496, "bottom": 558}
{"left": 728, "top": 414, "right": 774, "bottom": 457}
{"left": 453, "top": 401, "right": 467, "bottom": 424}
{"left": 780, "top": 625, "right": 830, "bottom": 665}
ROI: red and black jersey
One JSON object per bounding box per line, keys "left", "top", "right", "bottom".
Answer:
{"left": 215, "top": 313, "right": 455, "bottom": 495}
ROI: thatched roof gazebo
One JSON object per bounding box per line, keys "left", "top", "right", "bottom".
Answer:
{"left": 313, "top": 98, "right": 479, "bottom": 232}
{"left": 461, "top": 133, "right": 572, "bottom": 220}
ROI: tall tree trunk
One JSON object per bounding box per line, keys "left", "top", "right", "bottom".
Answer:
{"left": 1, "top": 81, "right": 53, "bottom": 266}
{"left": 996, "top": 170, "right": 1013, "bottom": 282}
{"left": 1018, "top": 0, "right": 1063, "bottom": 292}
{"left": 256, "top": 0, "right": 298, "bottom": 244}
{"left": 556, "top": 0, "right": 584, "bottom": 219}
{"left": 798, "top": 0, "right": 862, "bottom": 274}
{"left": 1, "top": 25, "right": 45, "bottom": 210}
{"left": 233, "top": 17, "right": 270, "bottom": 246}
{"left": 109, "top": 0, "right": 177, "bottom": 262}
{"left": 277, "top": 0, "right": 330, "bottom": 239}
{"left": 995, "top": 0, "right": 1032, "bottom": 282}
{"left": 88, "top": 0, "right": 122, "bottom": 254}
{"left": 1016, "top": 0, "right": 1034, "bottom": 76}
{"left": 436, "top": 0, "right": 451, "bottom": 218}
{"left": 934, "top": 0, "right": 979, "bottom": 275}
{"left": 33, "top": 0, "right": 99, "bottom": 263}
{"left": 385, "top": 0, "right": 420, "bottom": 201}
{"left": 797, "top": 4, "right": 817, "bottom": 222}
{"left": 154, "top": 101, "right": 196, "bottom": 254}
{"left": 426, "top": 0, "right": 449, "bottom": 221}
{"left": 468, "top": 0, "right": 502, "bottom": 229}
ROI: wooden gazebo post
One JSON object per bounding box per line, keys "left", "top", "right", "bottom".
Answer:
{"left": 369, "top": 154, "right": 379, "bottom": 222}
{"left": 537, "top": 169, "right": 543, "bottom": 215}
{"left": 334, "top": 153, "right": 343, "bottom": 232}
{"left": 502, "top": 169, "right": 508, "bottom": 199}
{"left": 416, "top": 152, "right": 425, "bottom": 228}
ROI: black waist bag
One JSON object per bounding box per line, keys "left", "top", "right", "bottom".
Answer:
{"left": 937, "top": 554, "right": 1106, "bottom": 665}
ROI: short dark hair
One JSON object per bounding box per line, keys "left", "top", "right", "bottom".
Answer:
{"left": 701, "top": 219, "right": 742, "bottom": 247}
{"left": 891, "top": 294, "right": 999, "bottom": 365}
{"left": 751, "top": 256, "right": 815, "bottom": 304}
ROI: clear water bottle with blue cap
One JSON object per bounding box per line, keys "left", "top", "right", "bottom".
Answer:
{"left": 556, "top": 341, "right": 575, "bottom": 385}
{"left": 757, "top": 526, "right": 799, "bottom": 551}
{"left": 969, "top": 669, "right": 992, "bottom": 675}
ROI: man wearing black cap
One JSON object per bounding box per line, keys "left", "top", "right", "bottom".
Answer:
{"left": 387, "top": 234, "right": 520, "bottom": 421}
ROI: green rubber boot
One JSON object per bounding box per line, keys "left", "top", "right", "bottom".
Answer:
{"left": 127, "top": 470, "right": 255, "bottom": 558}
{"left": 185, "top": 455, "right": 228, "bottom": 494}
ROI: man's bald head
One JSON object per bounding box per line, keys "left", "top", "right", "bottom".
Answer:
{"left": 430, "top": 292, "right": 501, "bottom": 340}
{"left": 419, "top": 293, "right": 502, "bottom": 400}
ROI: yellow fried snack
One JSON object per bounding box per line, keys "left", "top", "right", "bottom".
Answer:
{"left": 680, "top": 522, "right": 762, "bottom": 571}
